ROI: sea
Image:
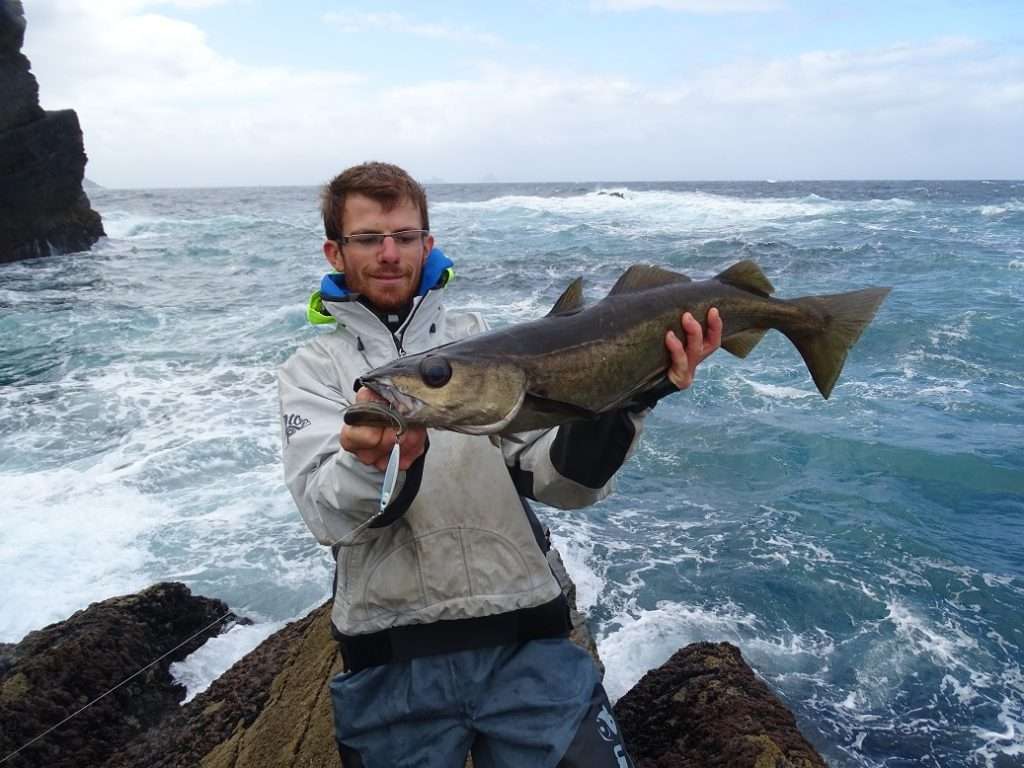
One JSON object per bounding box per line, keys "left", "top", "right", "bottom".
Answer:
{"left": 1, "top": 180, "right": 1022, "bottom": 767}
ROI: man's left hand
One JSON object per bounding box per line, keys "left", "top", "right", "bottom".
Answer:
{"left": 665, "top": 307, "right": 722, "bottom": 390}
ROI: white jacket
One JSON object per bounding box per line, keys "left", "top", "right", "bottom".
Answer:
{"left": 279, "top": 268, "right": 646, "bottom": 668}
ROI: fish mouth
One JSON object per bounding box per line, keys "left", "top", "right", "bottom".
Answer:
{"left": 362, "top": 378, "right": 424, "bottom": 420}
{"left": 363, "top": 377, "right": 527, "bottom": 435}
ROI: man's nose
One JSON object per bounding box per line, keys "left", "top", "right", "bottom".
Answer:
{"left": 378, "top": 236, "right": 401, "bottom": 262}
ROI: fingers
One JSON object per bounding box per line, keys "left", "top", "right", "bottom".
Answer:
{"left": 355, "top": 386, "right": 386, "bottom": 404}
{"left": 705, "top": 307, "right": 722, "bottom": 354}
{"left": 665, "top": 327, "right": 690, "bottom": 390}
{"left": 342, "top": 417, "right": 427, "bottom": 473}
{"left": 681, "top": 311, "right": 704, "bottom": 361}
{"left": 341, "top": 423, "right": 384, "bottom": 453}
{"left": 665, "top": 308, "right": 722, "bottom": 391}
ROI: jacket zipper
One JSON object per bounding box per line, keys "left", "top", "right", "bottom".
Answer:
{"left": 392, "top": 293, "right": 431, "bottom": 357}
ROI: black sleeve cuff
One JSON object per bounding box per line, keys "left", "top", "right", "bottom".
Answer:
{"left": 549, "top": 410, "right": 637, "bottom": 490}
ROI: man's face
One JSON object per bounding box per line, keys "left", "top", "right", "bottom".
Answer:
{"left": 323, "top": 193, "right": 434, "bottom": 311}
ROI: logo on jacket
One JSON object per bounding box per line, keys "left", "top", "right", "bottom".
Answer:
{"left": 283, "top": 413, "right": 311, "bottom": 443}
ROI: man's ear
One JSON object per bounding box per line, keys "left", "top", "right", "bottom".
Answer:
{"left": 423, "top": 234, "right": 434, "bottom": 263}
{"left": 324, "top": 240, "right": 344, "bottom": 272}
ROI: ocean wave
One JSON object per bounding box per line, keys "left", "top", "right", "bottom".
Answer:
{"left": 979, "top": 199, "right": 1024, "bottom": 217}
{"left": 172, "top": 619, "right": 287, "bottom": 703}
{"left": 0, "top": 467, "right": 168, "bottom": 642}
{"left": 598, "top": 599, "right": 760, "bottom": 702}
{"left": 434, "top": 188, "right": 842, "bottom": 229}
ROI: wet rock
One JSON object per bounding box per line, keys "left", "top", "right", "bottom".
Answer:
{"left": 103, "top": 603, "right": 341, "bottom": 768}
{"left": 0, "top": 583, "right": 236, "bottom": 768}
{"left": 613, "top": 641, "right": 827, "bottom": 768}
{"left": 0, "top": 0, "right": 104, "bottom": 263}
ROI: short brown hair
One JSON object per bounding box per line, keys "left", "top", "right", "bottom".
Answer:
{"left": 320, "top": 162, "right": 429, "bottom": 241}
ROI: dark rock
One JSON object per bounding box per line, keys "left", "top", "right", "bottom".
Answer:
{"left": 104, "top": 603, "right": 341, "bottom": 768}
{"left": 0, "top": 583, "right": 236, "bottom": 768}
{"left": 613, "top": 641, "right": 827, "bottom": 768}
{"left": 0, "top": 0, "right": 104, "bottom": 263}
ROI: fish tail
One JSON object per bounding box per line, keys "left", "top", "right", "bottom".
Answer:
{"left": 787, "top": 287, "right": 891, "bottom": 398}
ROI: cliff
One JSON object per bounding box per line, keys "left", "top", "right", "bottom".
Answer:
{"left": 1, "top": 553, "right": 827, "bottom": 766}
{"left": 0, "top": 0, "right": 104, "bottom": 263}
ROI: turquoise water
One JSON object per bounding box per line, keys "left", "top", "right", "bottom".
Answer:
{"left": 2, "top": 181, "right": 1022, "bottom": 766}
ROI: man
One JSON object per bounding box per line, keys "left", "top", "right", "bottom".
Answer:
{"left": 279, "top": 162, "right": 722, "bottom": 767}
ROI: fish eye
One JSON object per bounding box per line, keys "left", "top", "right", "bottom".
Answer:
{"left": 419, "top": 356, "right": 452, "bottom": 388}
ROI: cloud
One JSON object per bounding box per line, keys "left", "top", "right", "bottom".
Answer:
{"left": 322, "top": 10, "right": 503, "bottom": 47}
{"left": 23, "top": 0, "right": 365, "bottom": 186}
{"left": 19, "top": 1, "right": 1024, "bottom": 186}
{"left": 596, "top": 0, "right": 786, "bottom": 13}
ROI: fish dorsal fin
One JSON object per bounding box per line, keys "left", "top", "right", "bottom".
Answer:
{"left": 714, "top": 260, "right": 775, "bottom": 296}
{"left": 547, "top": 277, "right": 585, "bottom": 316}
{"left": 608, "top": 264, "right": 691, "bottom": 296}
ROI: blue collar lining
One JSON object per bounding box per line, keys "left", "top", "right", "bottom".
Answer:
{"left": 320, "top": 247, "right": 453, "bottom": 301}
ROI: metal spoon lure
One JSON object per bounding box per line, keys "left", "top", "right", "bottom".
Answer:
{"left": 343, "top": 401, "right": 407, "bottom": 511}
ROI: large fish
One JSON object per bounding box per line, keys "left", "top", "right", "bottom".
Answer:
{"left": 353, "top": 261, "right": 890, "bottom": 435}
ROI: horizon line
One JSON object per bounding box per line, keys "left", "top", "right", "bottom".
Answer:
{"left": 85, "top": 178, "right": 1024, "bottom": 192}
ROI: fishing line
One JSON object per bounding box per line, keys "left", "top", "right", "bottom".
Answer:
{"left": 1, "top": 607, "right": 237, "bottom": 764}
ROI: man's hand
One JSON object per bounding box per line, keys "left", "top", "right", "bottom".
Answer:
{"left": 665, "top": 307, "right": 722, "bottom": 390}
{"left": 341, "top": 387, "right": 427, "bottom": 471}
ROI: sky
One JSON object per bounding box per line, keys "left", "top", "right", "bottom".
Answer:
{"left": 19, "top": 0, "right": 1024, "bottom": 188}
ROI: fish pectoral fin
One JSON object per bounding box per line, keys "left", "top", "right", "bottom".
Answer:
{"left": 721, "top": 328, "right": 768, "bottom": 358}
{"left": 547, "top": 277, "right": 586, "bottom": 316}
{"left": 607, "top": 264, "right": 691, "bottom": 296}
{"left": 592, "top": 368, "right": 671, "bottom": 412}
{"left": 523, "top": 392, "right": 598, "bottom": 419}
{"left": 714, "top": 260, "right": 775, "bottom": 296}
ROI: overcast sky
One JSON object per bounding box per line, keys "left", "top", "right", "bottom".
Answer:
{"left": 20, "top": 0, "right": 1024, "bottom": 188}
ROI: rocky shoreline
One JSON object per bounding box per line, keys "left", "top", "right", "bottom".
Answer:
{"left": 0, "top": 0, "right": 104, "bottom": 263}
{"left": 1, "top": 549, "right": 826, "bottom": 767}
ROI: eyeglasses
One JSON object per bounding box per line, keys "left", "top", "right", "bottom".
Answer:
{"left": 339, "top": 230, "right": 429, "bottom": 254}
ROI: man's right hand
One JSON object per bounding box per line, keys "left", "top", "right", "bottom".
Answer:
{"left": 341, "top": 387, "right": 427, "bottom": 471}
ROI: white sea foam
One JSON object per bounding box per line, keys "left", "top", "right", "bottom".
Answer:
{"left": 171, "top": 620, "right": 286, "bottom": 703}
{"left": 744, "top": 628, "right": 836, "bottom": 664}
{"left": 886, "top": 599, "right": 978, "bottom": 669}
{"left": 549, "top": 529, "right": 605, "bottom": 614}
{"left": 941, "top": 674, "right": 979, "bottom": 706}
{"left": 979, "top": 200, "right": 1024, "bottom": 216}
{"left": 928, "top": 311, "right": 975, "bottom": 348}
{"left": 100, "top": 213, "right": 165, "bottom": 240}
{"left": 598, "top": 599, "right": 759, "bottom": 702}
{"left": 435, "top": 188, "right": 841, "bottom": 236}
{"left": 0, "top": 468, "right": 169, "bottom": 642}
{"left": 743, "top": 379, "right": 818, "bottom": 400}
{"left": 972, "top": 696, "right": 1024, "bottom": 768}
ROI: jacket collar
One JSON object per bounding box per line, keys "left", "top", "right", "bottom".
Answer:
{"left": 307, "top": 247, "right": 454, "bottom": 325}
